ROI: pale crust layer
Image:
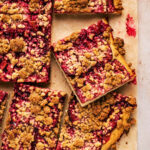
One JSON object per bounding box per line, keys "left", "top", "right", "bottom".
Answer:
{"left": 0, "top": 90, "right": 8, "bottom": 126}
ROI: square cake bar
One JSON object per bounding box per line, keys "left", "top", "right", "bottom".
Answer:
{"left": 0, "top": 90, "right": 7, "bottom": 126}
{"left": 54, "top": 0, "right": 122, "bottom": 14}
{"left": 0, "top": 0, "right": 52, "bottom": 14}
{"left": 53, "top": 19, "right": 135, "bottom": 106}
{"left": 57, "top": 93, "right": 137, "bottom": 150}
{"left": 0, "top": 13, "right": 52, "bottom": 83}
{"left": 1, "top": 83, "right": 67, "bottom": 150}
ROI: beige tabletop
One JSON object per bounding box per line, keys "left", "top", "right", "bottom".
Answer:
{"left": 138, "top": 0, "right": 150, "bottom": 150}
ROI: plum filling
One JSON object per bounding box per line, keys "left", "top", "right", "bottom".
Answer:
{"left": 58, "top": 93, "right": 136, "bottom": 150}
{"left": 0, "top": 90, "right": 7, "bottom": 124}
{"left": 54, "top": 0, "right": 122, "bottom": 14}
{"left": 54, "top": 20, "right": 134, "bottom": 105}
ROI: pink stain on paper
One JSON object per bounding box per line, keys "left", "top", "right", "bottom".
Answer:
{"left": 126, "top": 14, "right": 136, "bottom": 37}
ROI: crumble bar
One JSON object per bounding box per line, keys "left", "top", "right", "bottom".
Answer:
{"left": 0, "top": 13, "right": 52, "bottom": 82}
{"left": 53, "top": 19, "right": 135, "bottom": 106}
{"left": 57, "top": 93, "right": 136, "bottom": 150}
{"left": 54, "top": 0, "right": 123, "bottom": 14}
{"left": 1, "top": 84, "right": 67, "bottom": 149}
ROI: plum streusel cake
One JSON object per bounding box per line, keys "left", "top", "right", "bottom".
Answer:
{"left": 53, "top": 19, "right": 135, "bottom": 106}
{"left": 57, "top": 93, "right": 136, "bottom": 150}
{"left": 1, "top": 84, "right": 67, "bottom": 149}
{"left": 0, "top": 1, "right": 52, "bottom": 83}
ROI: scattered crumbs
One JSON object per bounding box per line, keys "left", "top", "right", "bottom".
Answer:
{"left": 126, "top": 14, "right": 136, "bottom": 37}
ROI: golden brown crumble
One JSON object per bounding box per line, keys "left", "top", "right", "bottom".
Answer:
{"left": 1, "top": 5, "right": 9, "bottom": 13}
{"left": 0, "top": 39, "right": 10, "bottom": 54}
{"left": 10, "top": 37, "right": 26, "bottom": 52}
{"left": 114, "top": 37, "right": 125, "bottom": 55}
{"left": 51, "top": 96, "right": 59, "bottom": 104}
{"left": 1, "top": 14, "right": 11, "bottom": 23}
{"left": 55, "top": 0, "right": 90, "bottom": 13}
{"left": 0, "top": 14, "right": 23, "bottom": 24}
{"left": 75, "top": 78, "right": 85, "bottom": 88}
{"left": 73, "top": 138, "right": 84, "bottom": 147}
{"left": 11, "top": 14, "right": 23, "bottom": 22}
{"left": 104, "top": 63, "right": 125, "bottom": 90}
{"left": 10, "top": 51, "right": 50, "bottom": 81}
{"left": 92, "top": 103, "right": 110, "bottom": 121}
{"left": 104, "top": 63, "right": 112, "bottom": 71}
{"left": 36, "top": 142, "right": 45, "bottom": 150}
{"left": 31, "top": 105, "right": 41, "bottom": 114}
{"left": 110, "top": 144, "right": 117, "bottom": 150}
{"left": 1, "top": 3, "right": 20, "bottom": 14}
{"left": 113, "top": 0, "right": 123, "bottom": 9}
{"left": 29, "top": 0, "right": 40, "bottom": 12}
{"left": 5, "top": 125, "right": 34, "bottom": 149}
{"left": 114, "top": 37, "right": 124, "bottom": 47}
{"left": 29, "top": 92, "right": 43, "bottom": 104}
{"left": 54, "top": 128, "right": 59, "bottom": 134}
{"left": 103, "top": 26, "right": 112, "bottom": 38}
{"left": 43, "top": 106, "right": 51, "bottom": 113}
{"left": 125, "top": 97, "right": 136, "bottom": 105}
{"left": 44, "top": 117, "right": 53, "bottom": 125}
{"left": 54, "top": 32, "right": 79, "bottom": 52}
{"left": 55, "top": 0, "right": 122, "bottom": 13}
{"left": 27, "top": 90, "right": 65, "bottom": 128}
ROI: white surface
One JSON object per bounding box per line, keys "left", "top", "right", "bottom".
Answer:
{"left": 138, "top": 0, "right": 150, "bottom": 150}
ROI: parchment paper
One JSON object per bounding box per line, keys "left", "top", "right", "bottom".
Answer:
{"left": 0, "top": 0, "right": 138, "bottom": 149}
